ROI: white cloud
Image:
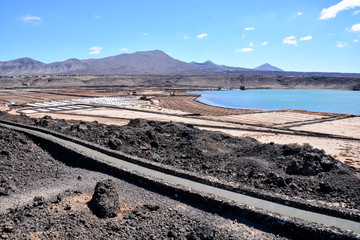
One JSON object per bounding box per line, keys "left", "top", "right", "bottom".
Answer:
{"left": 349, "top": 23, "right": 360, "bottom": 31}
{"left": 22, "top": 15, "right": 42, "bottom": 24}
{"left": 143, "top": 33, "right": 149, "bottom": 36}
{"left": 249, "top": 42, "right": 254, "bottom": 47}
{"left": 353, "top": 39, "right": 359, "bottom": 42}
{"left": 244, "top": 27, "right": 254, "bottom": 31}
{"left": 183, "top": 34, "right": 190, "bottom": 39}
{"left": 354, "top": 10, "right": 360, "bottom": 14}
{"left": 300, "top": 35, "right": 312, "bottom": 41}
{"left": 283, "top": 36, "right": 297, "bottom": 46}
{"left": 319, "top": 0, "right": 360, "bottom": 20}
{"left": 196, "top": 33, "right": 208, "bottom": 39}
{"left": 89, "top": 46, "right": 103, "bottom": 55}
{"left": 235, "top": 48, "right": 253, "bottom": 53}
{"left": 293, "top": 12, "right": 303, "bottom": 18}
{"left": 337, "top": 41, "right": 348, "bottom": 47}
{"left": 120, "top": 48, "right": 129, "bottom": 51}
{"left": 94, "top": 14, "right": 101, "bottom": 19}
{"left": 261, "top": 41, "right": 269, "bottom": 46}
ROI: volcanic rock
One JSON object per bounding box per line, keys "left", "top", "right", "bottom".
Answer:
{"left": 88, "top": 179, "right": 120, "bottom": 218}
{"left": 107, "top": 138, "right": 122, "bottom": 150}
{"left": 319, "top": 182, "right": 332, "bottom": 194}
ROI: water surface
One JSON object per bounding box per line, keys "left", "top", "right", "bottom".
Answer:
{"left": 191, "top": 89, "right": 360, "bottom": 115}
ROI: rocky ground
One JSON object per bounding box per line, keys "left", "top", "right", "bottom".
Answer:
{"left": 1, "top": 113, "right": 359, "bottom": 211}
{"left": 0, "top": 127, "right": 67, "bottom": 196}
{"left": 0, "top": 125, "right": 287, "bottom": 239}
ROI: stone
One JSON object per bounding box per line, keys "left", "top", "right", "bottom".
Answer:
{"left": 276, "top": 176, "right": 287, "bottom": 187}
{"left": 319, "top": 182, "right": 332, "bottom": 194}
{"left": 320, "top": 157, "right": 335, "bottom": 172}
{"left": 282, "top": 144, "right": 301, "bottom": 156}
{"left": 0, "top": 150, "right": 10, "bottom": 156}
{"left": 107, "top": 138, "right": 122, "bottom": 150}
{"left": 286, "top": 160, "right": 299, "bottom": 175}
{"left": 33, "top": 196, "right": 45, "bottom": 206}
{"left": 35, "top": 119, "right": 49, "bottom": 127}
{"left": 88, "top": 179, "right": 120, "bottom": 218}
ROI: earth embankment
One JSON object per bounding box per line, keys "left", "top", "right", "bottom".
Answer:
{"left": 1, "top": 74, "right": 360, "bottom": 90}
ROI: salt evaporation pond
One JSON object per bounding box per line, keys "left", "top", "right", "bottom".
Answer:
{"left": 191, "top": 89, "right": 360, "bottom": 115}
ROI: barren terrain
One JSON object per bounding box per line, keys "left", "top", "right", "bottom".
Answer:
{"left": 1, "top": 86, "right": 360, "bottom": 238}
{"left": 1, "top": 87, "right": 359, "bottom": 169}
{"left": 1, "top": 127, "right": 284, "bottom": 239}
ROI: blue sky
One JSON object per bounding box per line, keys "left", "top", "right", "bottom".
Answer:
{"left": 0, "top": 0, "right": 359, "bottom": 73}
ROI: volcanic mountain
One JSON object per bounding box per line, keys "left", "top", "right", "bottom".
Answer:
{"left": 254, "top": 63, "right": 283, "bottom": 72}
{"left": 0, "top": 50, "right": 250, "bottom": 75}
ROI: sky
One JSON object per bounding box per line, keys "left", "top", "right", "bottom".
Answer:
{"left": 0, "top": 0, "right": 359, "bottom": 73}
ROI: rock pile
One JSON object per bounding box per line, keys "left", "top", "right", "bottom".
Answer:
{"left": 88, "top": 179, "right": 120, "bottom": 218}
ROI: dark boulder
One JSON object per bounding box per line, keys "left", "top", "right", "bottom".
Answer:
{"left": 319, "top": 182, "right": 332, "bottom": 194}
{"left": 319, "top": 156, "right": 336, "bottom": 172}
{"left": 107, "top": 138, "right": 122, "bottom": 150}
{"left": 282, "top": 144, "right": 301, "bottom": 156}
{"left": 35, "top": 119, "right": 49, "bottom": 127}
{"left": 286, "top": 160, "right": 300, "bottom": 175}
{"left": 88, "top": 179, "right": 120, "bottom": 218}
{"left": 33, "top": 196, "right": 45, "bottom": 206}
{"left": 276, "top": 176, "right": 287, "bottom": 187}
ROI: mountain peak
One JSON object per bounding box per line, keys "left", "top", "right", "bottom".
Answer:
{"left": 11, "top": 57, "right": 43, "bottom": 64}
{"left": 191, "top": 60, "right": 217, "bottom": 66}
{"left": 254, "top": 63, "right": 283, "bottom": 71}
{"left": 135, "top": 49, "right": 167, "bottom": 55}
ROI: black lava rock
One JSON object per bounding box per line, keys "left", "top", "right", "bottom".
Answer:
{"left": 282, "top": 144, "right": 301, "bottom": 156}
{"left": 33, "top": 196, "right": 45, "bottom": 206}
{"left": 320, "top": 157, "right": 335, "bottom": 172}
{"left": 276, "top": 176, "right": 287, "bottom": 187}
{"left": 107, "top": 138, "right": 122, "bottom": 150}
{"left": 88, "top": 179, "right": 120, "bottom": 218}
{"left": 319, "top": 182, "right": 332, "bottom": 194}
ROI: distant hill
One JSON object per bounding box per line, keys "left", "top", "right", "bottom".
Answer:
{"left": 1, "top": 50, "right": 360, "bottom": 77}
{"left": 0, "top": 50, "right": 249, "bottom": 76}
{"left": 254, "top": 63, "right": 283, "bottom": 72}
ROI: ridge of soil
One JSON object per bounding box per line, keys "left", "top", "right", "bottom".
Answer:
{"left": 1, "top": 112, "right": 359, "bottom": 211}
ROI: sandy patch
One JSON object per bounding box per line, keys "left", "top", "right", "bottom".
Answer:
{"left": 291, "top": 117, "right": 360, "bottom": 139}
{"left": 209, "top": 111, "right": 328, "bottom": 126}
{"left": 30, "top": 112, "right": 129, "bottom": 126}
{"left": 0, "top": 104, "right": 9, "bottom": 111}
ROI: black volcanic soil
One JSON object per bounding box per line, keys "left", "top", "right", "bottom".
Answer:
{"left": 1, "top": 113, "right": 359, "bottom": 211}
{"left": 0, "top": 126, "right": 285, "bottom": 239}
{"left": 0, "top": 128, "right": 67, "bottom": 196}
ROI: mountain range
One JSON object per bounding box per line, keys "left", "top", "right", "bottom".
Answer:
{"left": 0, "top": 50, "right": 283, "bottom": 76}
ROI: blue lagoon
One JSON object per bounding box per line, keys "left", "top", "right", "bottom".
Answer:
{"left": 191, "top": 89, "right": 360, "bottom": 115}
